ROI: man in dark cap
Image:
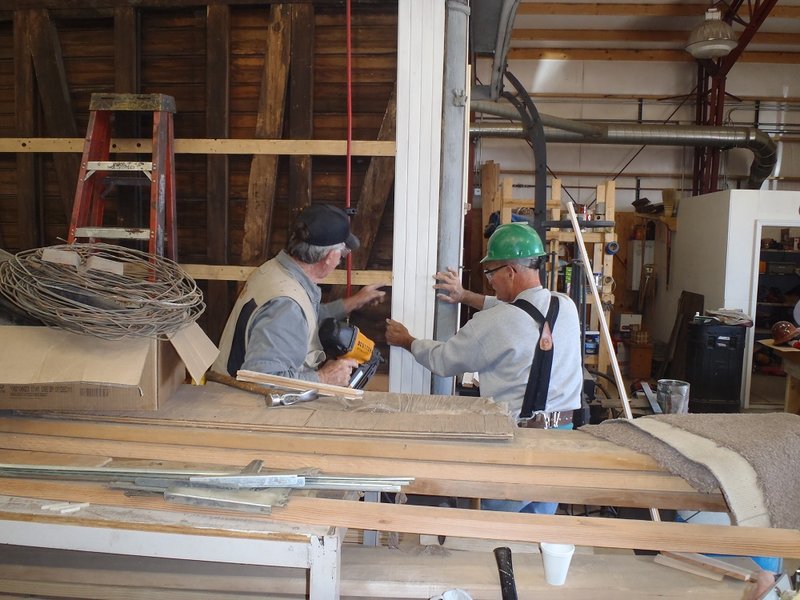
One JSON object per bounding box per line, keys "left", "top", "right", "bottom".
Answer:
{"left": 214, "top": 204, "right": 387, "bottom": 386}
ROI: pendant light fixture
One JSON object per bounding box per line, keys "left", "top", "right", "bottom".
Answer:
{"left": 685, "top": 7, "right": 738, "bottom": 59}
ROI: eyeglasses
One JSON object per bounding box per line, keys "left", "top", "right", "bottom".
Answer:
{"left": 482, "top": 264, "right": 508, "bottom": 279}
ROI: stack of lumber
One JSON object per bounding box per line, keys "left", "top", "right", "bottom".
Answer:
{"left": 58, "top": 382, "right": 516, "bottom": 441}
{"left": 1, "top": 411, "right": 800, "bottom": 557}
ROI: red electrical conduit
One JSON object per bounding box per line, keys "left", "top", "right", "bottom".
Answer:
{"left": 345, "top": 0, "right": 353, "bottom": 297}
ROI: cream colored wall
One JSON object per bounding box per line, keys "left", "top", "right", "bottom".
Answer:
{"left": 656, "top": 190, "right": 800, "bottom": 407}
{"left": 473, "top": 59, "right": 800, "bottom": 210}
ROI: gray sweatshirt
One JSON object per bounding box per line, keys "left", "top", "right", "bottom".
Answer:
{"left": 410, "top": 286, "right": 583, "bottom": 416}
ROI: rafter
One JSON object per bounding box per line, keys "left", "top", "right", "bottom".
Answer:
{"left": 517, "top": 2, "right": 800, "bottom": 19}
{"left": 512, "top": 29, "right": 800, "bottom": 45}
{"left": 508, "top": 48, "right": 799, "bottom": 63}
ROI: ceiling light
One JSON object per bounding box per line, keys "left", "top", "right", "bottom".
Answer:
{"left": 685, "top": 7, "right": 738, "bottom": 59}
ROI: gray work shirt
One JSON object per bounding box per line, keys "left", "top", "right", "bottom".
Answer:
{"left": 410, "top": 286, "right": 583, "bottom": 417}
{"left": 241, "top": 251, "right": 346, "bottom": 382}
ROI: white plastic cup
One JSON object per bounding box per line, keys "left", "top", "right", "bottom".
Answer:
{"left": 540, "top": 542, "right": 575, "bottom": 586}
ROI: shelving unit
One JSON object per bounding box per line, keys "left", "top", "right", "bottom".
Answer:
{"left": 753, "top": 245, "right": 800, "bottom": 400}
{"left": 484, "top": 167, "right": 617, "bottom": 375}
{"left": 755, "top": 248, "right": 800, "bottom": 338}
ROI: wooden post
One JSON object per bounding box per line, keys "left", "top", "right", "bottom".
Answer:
{"left": 500, "top": 177, "right": 513, "bottom": 224}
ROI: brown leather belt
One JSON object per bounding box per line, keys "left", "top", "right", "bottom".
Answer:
{"left": 517, "top": 411, "right": 573, "bottom": 429}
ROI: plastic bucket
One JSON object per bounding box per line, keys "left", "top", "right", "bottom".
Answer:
{"left": 656, "top": 379, "right": 690, "bottom": 414}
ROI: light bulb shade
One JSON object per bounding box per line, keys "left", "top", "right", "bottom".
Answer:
{"left": 685, "top": 7, "right": 738, "bottom": 59}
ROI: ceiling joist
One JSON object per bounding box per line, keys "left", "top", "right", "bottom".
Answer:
{"left": 508, "top": 48, "right": 800, "bottom": 63}
{"left": 517, "top": 2, "right": 800, "bottom": 19}
{"left": 512, "top": 28, "right": 800, "bottom": 46}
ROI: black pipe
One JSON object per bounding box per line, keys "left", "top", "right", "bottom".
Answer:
{"left": 493, "top": 546, "right": 519, "bottom": 600}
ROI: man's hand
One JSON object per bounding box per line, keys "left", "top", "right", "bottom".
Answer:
{"left": 343, "top": 282, "right": 389, "bottom": 313}
{"left": 434, "top": 266, "right": 486, "bottom": 310}
{"left": 385, "top": 318, "right": 415, "bottom": 351}
{"left": 317, "top": 358, "right": 358, "bottom": 387}
{"left": 433, "top": 267, "right": 464, "bottom": 304}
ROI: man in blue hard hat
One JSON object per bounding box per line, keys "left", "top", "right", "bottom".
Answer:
{"left": 385, "top": 222, "right": 583, "bottom": 514}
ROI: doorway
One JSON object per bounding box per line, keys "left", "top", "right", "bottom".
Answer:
{"left": 750, "top": 224, "right": 800, "bottom": 410}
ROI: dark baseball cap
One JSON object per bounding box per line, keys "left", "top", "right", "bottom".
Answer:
{"left": 296, "top": 204, "right": 360, "bottom": 250}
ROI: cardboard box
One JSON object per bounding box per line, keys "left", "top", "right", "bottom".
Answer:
{"left": 0, "top": 324, "right": 216, "bottom": 411}
{"left": 617, "top": 313, "right": 643, "bottom": 332}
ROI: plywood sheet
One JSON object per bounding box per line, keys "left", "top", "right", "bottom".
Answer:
{"left": 49, "top": 382, "right": 516, "bottom": 441}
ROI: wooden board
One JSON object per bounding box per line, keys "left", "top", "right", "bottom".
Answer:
{"left": 0, "top": 480, "right": 796, "bottom": 557}
{"left": 0, "top": 404, "right": 727, "bottom": 512}
{"left": 0, "top": 544, "right": 745, "bottom": 599}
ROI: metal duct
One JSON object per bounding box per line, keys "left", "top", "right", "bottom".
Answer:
{"left": 472, "top": 100, "right": 606, "bottom": 138}
{"left": 471, "top": 121, "right": 778, "bottom": 189}
{"left": 470, "top": 0, "right": 521, "bottom": 100}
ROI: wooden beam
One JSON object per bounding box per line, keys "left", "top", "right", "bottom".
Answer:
{"left": 510, "top": 48, "right": 693, "bottom": 62}
{"left": 112, "top": 5, "right": 142, "bottom": 233}
{"left": 113, "top": 6, "right": 139, "bottom": 96}
{"left": 0, "top": 417, "right": 650, "bottom": 471}
{"left": 13, "top": 10, "right": 38, "bottom": 251}
{"left": 204, "top": 4, "right": 231, "bottom": 346}
{"left": 512, "top": 29, "right": 800, "bottom": 46}
{"left": 349, "top": 87, "right": 396, "bottom": 271}
{"left": 514, "top": 28, "right": 685, "bottom": 43}
{"left": 480, "top": 161, "right": 500, "bottom": 294}
{"left": 508, "top": 48, "right": 800, "bottom": 63}
{"left": 517, "top": 2, "right": 800, "bottom": 19}
{"left": 0, "top": 429, "right": 726, "bottom": 511}
{"left": 26, "top": 8, "right": 80, "bottom": 220}
{"left": 287, "top": 3, "right": 314, "bottom": 219}
{"left": 240, "top": 4, "right": 291, "bottom": 266}
{"left": 0, "top": 477, "right": 795, "bottom": 556}
{"left": 180, "top": 264, "right": 392, "bottom": 285}
{"left": 327, "top": 87, "right": 396, "bottom": 300}
{"left": 0, "top": 138, "right": 396, "bottom": 156}
{"left": 6, "top": 0, "right": 392, "bottom": 10}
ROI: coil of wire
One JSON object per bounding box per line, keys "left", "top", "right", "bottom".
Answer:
{"left": 0, "top": 243, "right": 205, "bottom": 340}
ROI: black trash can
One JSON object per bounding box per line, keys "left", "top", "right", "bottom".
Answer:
{"left": 685, "top": 322, "right": 746, "bottom": 412}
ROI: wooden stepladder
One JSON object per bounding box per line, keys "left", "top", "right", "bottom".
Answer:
{"left": 67, "top": 93, "right": 177, "bottom": 259}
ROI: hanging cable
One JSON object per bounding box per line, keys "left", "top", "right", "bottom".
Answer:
{"left": 344, "top": 0, "right": 354, "bottom": 297}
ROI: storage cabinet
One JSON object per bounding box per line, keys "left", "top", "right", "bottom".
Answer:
{"left": 685, "top": 322, "right": 746, "bottom": 412}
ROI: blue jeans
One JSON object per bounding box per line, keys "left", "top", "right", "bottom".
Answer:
{"left": 481, "top": 422, "right": 573, "bottom": 516}
{"left": 481, "top": 498, "right": 559, "bottom": 515}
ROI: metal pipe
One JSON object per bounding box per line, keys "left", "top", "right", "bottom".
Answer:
{"left": 472, "top": 100, "right": 606, "bottom": 138}
{"left": 470, "top": 122, "right": 778, "bottom": 189}
{"left": 432, "top": 0, "right": 470, "bottom": 396}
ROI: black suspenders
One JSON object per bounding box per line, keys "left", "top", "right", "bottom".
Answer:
{"left": 512, "top": 295, "right": 560, "bottom": 420}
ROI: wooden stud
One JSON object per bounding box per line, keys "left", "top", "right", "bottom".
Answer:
{"left": 204, "top": 4, "right": 232, "bottom": 346}
{"left": 240, "top": 4, "right": 291, "bottom": 266}
{"left": 26, "top": 8, "right": 81, "bottom": 221}
{"left": 287, "top": 3, "right": 314, "bottom": 218}
{"left": 13, "top": 10, "right": 38, "bottom": 250}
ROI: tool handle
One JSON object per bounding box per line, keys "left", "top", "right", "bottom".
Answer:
{"left": 205, "top": 371, "right": 270, "bottom": 397}
{"left": 493, "top": 546, "right": 518, "bottom": 600}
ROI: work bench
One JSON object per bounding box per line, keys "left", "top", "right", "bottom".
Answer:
{"left": 0, "top": 383, "right": 798, "bottom": 598}
{"left": 0, "top": 494, "right": 345, "bottom": 598}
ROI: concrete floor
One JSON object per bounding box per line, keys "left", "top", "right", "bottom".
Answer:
{"left": 747, "top": 372, "right": 786, "bottom": 411}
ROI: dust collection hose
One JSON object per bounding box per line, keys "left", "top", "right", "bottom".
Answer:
{"left": 493, "top": 546, "right": 519, "bottom": 600}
